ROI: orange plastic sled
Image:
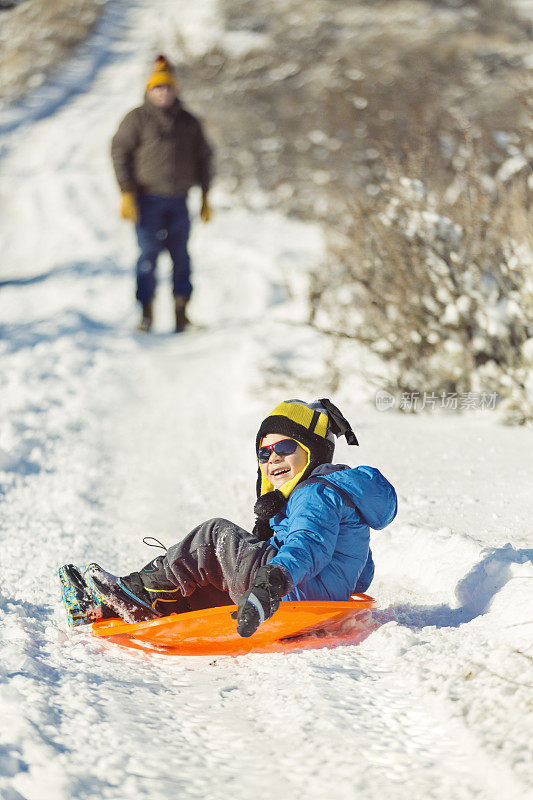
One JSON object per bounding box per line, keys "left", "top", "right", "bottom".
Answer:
{"left": 91, "top": 594, "right": 377, "bottom": 656}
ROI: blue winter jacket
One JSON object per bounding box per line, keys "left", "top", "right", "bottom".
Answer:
{"left": 268, "top": 464, "right": 397, "bottom": 601}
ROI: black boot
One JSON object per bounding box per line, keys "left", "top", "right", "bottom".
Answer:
{"left": 59, "top": 564, "right": 114, "bottom": 627}
{"left": 174, "top": 295, "right": 189, "bottom": 333}
{"left": 137, "top": 300, "right": 153, "bottom": 333}
{"left": 83, "top": 557, "right": 189, "bottom": 624}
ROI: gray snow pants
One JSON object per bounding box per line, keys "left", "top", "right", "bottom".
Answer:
{"left": 162, "top": 518, "right": 277, "bottom": 609}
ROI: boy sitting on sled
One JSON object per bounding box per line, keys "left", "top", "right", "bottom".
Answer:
{"left": 59, "top": 399, "right": 397, "bottom": 637}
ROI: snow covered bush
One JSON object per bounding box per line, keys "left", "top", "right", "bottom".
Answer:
{"left": 319, "top": 168, "right": 533, "bottom": 423}
{"left": 181, "top": 0, "right": 533, "bottom": 421}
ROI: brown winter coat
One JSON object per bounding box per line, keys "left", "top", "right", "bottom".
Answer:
{"left": 111, "top": 97, "right": 213, "bottom": 197}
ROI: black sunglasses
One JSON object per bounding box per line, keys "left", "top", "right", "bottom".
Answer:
{"left": 258, "top": 439, "right": 299, "bottom": 463}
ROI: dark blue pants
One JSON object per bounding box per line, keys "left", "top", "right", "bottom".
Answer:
{"left": 135, "top": 194, "right": 192, "bottom": 304}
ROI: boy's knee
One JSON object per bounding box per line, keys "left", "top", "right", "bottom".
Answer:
{"left": 204, "top": 517, "right": 235, "bottom": 531}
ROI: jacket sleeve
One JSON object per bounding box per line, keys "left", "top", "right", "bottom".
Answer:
{"left": 195, "top": 119, "right": 213, "bottom": 193}
{"left": 268, "top": 484, "right": 343, "bottom": 591}
{"left": 111, "top": 110, "right": 141, "bottom": 193}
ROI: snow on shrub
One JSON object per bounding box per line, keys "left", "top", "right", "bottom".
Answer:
{"left": 319, "top": 169, "right": 533, "bottom": 423}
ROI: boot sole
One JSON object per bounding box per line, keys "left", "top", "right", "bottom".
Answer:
{"left": 59, "top": 564, "right": 103, "bottom": 627}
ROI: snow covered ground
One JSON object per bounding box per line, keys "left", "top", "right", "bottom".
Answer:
{"left": 0, "top": 1, "right": 532, "bottom": 798}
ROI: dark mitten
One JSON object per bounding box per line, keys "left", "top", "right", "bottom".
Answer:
{"left": 235, "top": 564, "right": 288, "bottom": 638}
{"left": 254, "top": 489, "right": 286, "bottom": 520}
{"left": 252, "top": 518, "right": 273, "bottom": 541}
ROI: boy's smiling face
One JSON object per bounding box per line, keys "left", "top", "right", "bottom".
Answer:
{"left": 260, "top": 433, "right": 308, "bottom": 488}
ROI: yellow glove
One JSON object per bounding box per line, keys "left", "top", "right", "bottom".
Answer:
{"left": 120, "top": 192, "right": 138, "bottom": 223}
{"left": 200, "top": 194, "right": 212, "bottom": 223}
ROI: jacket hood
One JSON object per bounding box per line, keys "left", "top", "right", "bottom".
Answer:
{"left": 304, "top": 463, "right": 397, "bottom": 530}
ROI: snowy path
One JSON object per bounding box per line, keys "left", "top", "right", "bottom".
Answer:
{"left": 0, "top": 1, "right": 532, "bottom": 799}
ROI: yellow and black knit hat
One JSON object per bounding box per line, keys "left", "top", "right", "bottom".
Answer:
{"left": 146, "top": 54, "right": 177, "bottom": 90}
{"left": 255, "top": 398, "right": 358, "bottom": 499}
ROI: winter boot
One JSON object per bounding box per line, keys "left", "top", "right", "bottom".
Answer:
{"left": 59, "top": 564, "right": 114, "bottom": 627}
{"left": 137, "top": 300, "right": 153, "bottom": 333}
{"left": 83, "top": 557, "right": 189, "bottom": 624}
{"left": 174, "top": 295, "right": 189, "bottom": 333}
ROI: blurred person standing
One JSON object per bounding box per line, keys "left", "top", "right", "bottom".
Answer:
{"left": 111, "top": 55, "right": 213, "bottom": 333}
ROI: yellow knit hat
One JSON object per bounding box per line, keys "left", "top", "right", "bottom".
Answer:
{"left": 146, "top": 54, "right": 177, "bottom": 90}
